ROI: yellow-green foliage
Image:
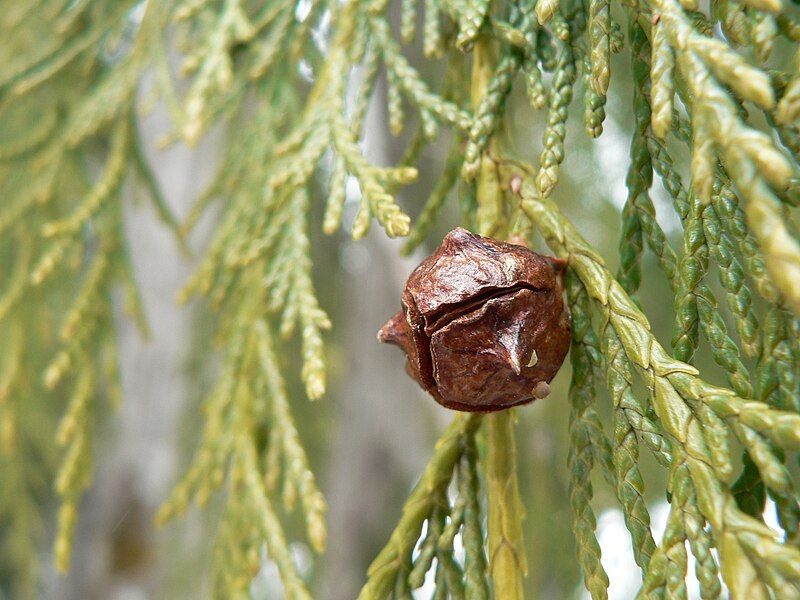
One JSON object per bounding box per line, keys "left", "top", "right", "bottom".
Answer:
{"left": 1, "top": 0, "right": 800, "bottom": 597}
{"left": 0, "top": 0, "right": 152, "bottom": 582}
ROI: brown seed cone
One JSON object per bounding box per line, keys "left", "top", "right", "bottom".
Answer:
{"left": 378, "top": 227, "right": 571, "bottom": 412}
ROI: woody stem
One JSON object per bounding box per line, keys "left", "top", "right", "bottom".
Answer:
{"left": 471, "top": 33, "right": 528, "bottom": 600}
{"left": 485, "top": 410, "right": 527, "bottom": 599}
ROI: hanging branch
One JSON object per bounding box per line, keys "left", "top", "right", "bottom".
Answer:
{"left": 520, "top": 185, "right": 800, "bottom": 598}
{"left": 357, "top": 414, "right": 481, "bottom": 599}
{"left": 3, "top": 0, "right": 800, "bottom": 596}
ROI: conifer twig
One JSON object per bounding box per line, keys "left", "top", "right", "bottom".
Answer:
{"left": 357, "top": 414, "right": 481, "bottom": 599}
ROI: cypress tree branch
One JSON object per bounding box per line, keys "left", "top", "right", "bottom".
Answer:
{"left": 485, "top": 410, "right": 527, "bottom": 600}
{"left": 535, "top": 11, "right": 579, "bottom": 197}
{"left": 460, "top": 434, "right": 491, "bottom": 600}
{"left": 520, "top": 184, "right": 800, "bottom": 598}
{"left": 601, "top": 324, "right": 657, "bottom": 571}
{"left": 567, "top": 272, "right": 610, "bottom": 600}
{"left": 357, "top": 415, "right": 481, "bottom": 599}
{"left": 6, "top": 0, "right": 800, "bottom": 595}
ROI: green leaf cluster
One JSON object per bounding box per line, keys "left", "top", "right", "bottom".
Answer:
{"left": 1, "top": 0, "right": 800, "bottom": 597}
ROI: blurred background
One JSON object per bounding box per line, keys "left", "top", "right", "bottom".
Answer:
{"left": 1, "top": 5, "right": 771, "bottom": 599}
